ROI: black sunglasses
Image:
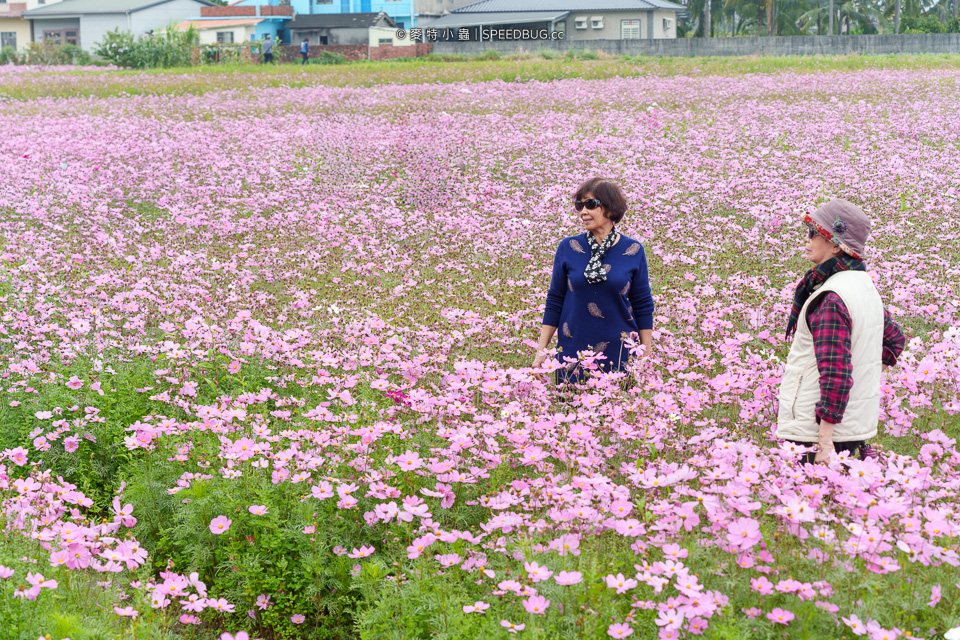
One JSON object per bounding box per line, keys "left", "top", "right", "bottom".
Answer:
{"left": 806, "top": 227, "right": 818, "bottom": 240}
{"left": 575, "top": 198, "right": 603, "bottom": 212}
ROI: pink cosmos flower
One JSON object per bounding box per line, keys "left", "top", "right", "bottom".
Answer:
{"left": 66, "top": 376, "right": 83, "bottom": 390}
{"left": 767, "top": 608, "right": 795, "bottom": 625}
{"left": 114, "top": 606, "right": 139, "bottom": 618}
{"left": 221, "top": 633, "right": 249, "bottom": 640}
{"left": 228, "top": 360, "right": 241, "bottom": 374}
{"left": 348, "top": 545, "right": 375, "bottom": 559}
{"left": 248, "top": 505, "right": 268, "bottom": 515}
{"left": 209, "top": 516, "right": 232, "bottom": 535}
{"left": 0, "top": 566, "right": 14, "bottom": 579}
{"left": 63, "top": 436, "right": 80, "bottom": 452}
{"left": 608, "top": 623, "right": 634, "bottom": 638}
{"left": 604, "top": 573, "right": 637, "bottom": 594}
{"left": 750, "top": 577, "right": 774, "bottom": 595}
{"left": 554, "top": 571, "right": 583, "bottom": 585}
{"left": 524, "top": 561, "right": 553, "bottom": 582}
{"left": 394, "top": 450, "right": 422, "bottom": 470}
{"left": 687, "top": 617, "right": 709, "bottom": 635}
{"left": 26, "top": 572, "right": 57, "bottom": 591}
{"left": 179, "top": 614, "right": 200, "bottom": 625}
{"left": 206, "top": 598, "right": 234, "bottom": 613}
{"left": 741, "top": 608, "right": 762, "bottom": 619}
{"left": 291, "top": 614, "right": 305, "bottom": 624}
{"left": 501, "top": 620, "right": 525, "bottom": 634}
{"left": 523, "top": 595, "right": 549, "bottom": 614}
{"left": 929, "top": 584, "right": 941, "bottom": 607}
{"left": 726, "top": 517, "right": 762, "bottom": 550}
{"left": 435, "top": 553, "right": 461, "bottom": 567}
{"left": 256, "top": 594, "right": 272, "bottom": 610}
{"left": 462, "top": 601, "right": 490, "bottom": 614}
{"left": 8, "top": 447, "right": 28, "bottom": 466}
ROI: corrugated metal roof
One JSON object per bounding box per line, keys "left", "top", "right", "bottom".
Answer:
{"left": 287, "top": 12, "right": 396, "bottom": 29}
{"left": 24, "top": 0, "right": 211, "bottom": 17}
{"left": 174, "top": 18, "right": 264, "bottom": 29}
{"left": 422, "top": 10, "right": 568, "bottom": 28}
{"left": 454, "top": 0, "right": 684, "bottom": 12}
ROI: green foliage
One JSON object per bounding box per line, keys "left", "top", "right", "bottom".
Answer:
{"left": 476, "top": 49, "right": 501, "bottom": 61}
{"left": 124, "top": 436, "right": 365, "bottom": 639}
{"left": 20, "top": 41, "right": 91, "bottom": 66}
{"left": 94, "top": 25, "right": 197, "bottom": 69}
{"left": 0, "top": 46, "right": 19, "bottom": 65}
{"left": 902, "top": 15, "right": 960, "bottom": 32}
{"left": 315, "top": 50, "right": 348, "bottom": 65}
{"left": 536, "top": 47, "right": 561, "bottom": 60}
{"left": 92, "top": 28, "right": 137, "bottom": 67}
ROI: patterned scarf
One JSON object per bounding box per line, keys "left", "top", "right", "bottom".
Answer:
{"left": 584, "top": 227, "right": 619, "bottom": 284}
{"left": 785, "top": 253, "right": 865, "bottom": 338}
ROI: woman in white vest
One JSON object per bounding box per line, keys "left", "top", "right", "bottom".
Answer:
{"left": 777, "top": 199, "right": 905, "bottom": 464}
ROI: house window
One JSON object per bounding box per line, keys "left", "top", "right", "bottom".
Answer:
{"left": 662, "top": 17, "right": 672, "bottom": 33}
{"left": 591, "top": 16, "right": 603, "bottom": 29}
{"left": 316, "top": 0, "right": 333, "bottom": 4}
{"left": 621, "top": 19, "right": 639, "bottom": 39}
{"left": 216, "top": 31, "right": 234, "bottom": 43}
{"left": 378, "top": 38, "right": 392, "bottom": 44}
{"left": 574, "top": 16, "right": 587, "bottom": 29}
{"left": 43, "top": 30, "right": 61, "bottom": 43}
{"left": 64, "top": 29, "right": 78, "bottom": 45}
{"left": 1, "top": 32, "right": 15, "bottom": 50}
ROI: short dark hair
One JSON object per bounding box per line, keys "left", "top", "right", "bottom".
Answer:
{"left": 574, "top": 178, "right": 628, "bottom": 224}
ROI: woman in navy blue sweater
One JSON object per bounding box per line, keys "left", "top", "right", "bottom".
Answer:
{"left": 534, "top": 178, "right": 655, "bottom": 384}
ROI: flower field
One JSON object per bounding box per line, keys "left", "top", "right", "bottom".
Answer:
{"left": 1, "top": 59, "right": 959, "bottom": 640}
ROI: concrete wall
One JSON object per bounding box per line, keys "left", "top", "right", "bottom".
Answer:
{"left": 275, "top": 40, "right": 432, "bottom": 61}
{"left": 433, "top": 33, "right": 960, "bottom": 56}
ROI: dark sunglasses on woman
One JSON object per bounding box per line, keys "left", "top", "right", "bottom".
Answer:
{"left": 575, "top": 198, "right": 603, "bottom": 212}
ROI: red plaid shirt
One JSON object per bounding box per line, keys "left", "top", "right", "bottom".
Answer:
{"left": 807, "top": 292, "right": 905, "bottom": 424}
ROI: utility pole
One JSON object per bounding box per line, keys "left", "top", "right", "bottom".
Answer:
{"left": 829, "top": 0, "right": 834, "bottom": 34}
{"left": 705, "top": 0, "right": 711, "bottom": 37}
{"left": 894, "top": 0, "right": 901, "bottom": 33}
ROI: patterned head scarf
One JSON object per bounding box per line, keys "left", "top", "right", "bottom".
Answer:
{"left": 584, "top": 227, "right": 619, "bottom": 284}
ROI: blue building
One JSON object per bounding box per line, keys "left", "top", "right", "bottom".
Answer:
{"left": 235, "top": 0, "right": 416, "bottom": 29}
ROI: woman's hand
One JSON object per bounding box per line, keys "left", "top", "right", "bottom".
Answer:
{"left": 815, "top": 420, "right": 836, "bottom": 464}
{"left": 532, "top": 350, "right": 548, "bottom": 382}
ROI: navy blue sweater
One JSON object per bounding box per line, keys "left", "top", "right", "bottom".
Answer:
{"left": 543, "top": 233, "right": 654, "bottom": 374}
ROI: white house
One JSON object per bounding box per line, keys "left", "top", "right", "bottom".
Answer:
{"left": 419, "top": 0, "right": 685, "bottom": 40}
{"left": 22, "top": 0, "right": 213, "bottom": 51}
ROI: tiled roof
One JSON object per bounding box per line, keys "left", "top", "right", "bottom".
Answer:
{"left": 453, "top": 0, "right": 684, "bottom": 12}
{"left": 174, "top": 18, "right": 264, "bottom": 30}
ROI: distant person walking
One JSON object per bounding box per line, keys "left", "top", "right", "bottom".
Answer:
{"left": 262, "top": 34, "right": 274, "bottom": 64}
{"left": 777, "top": 199, "right": 905, "bottom": 464}
{"left": 534, "top": 177, "right": 655, "bottom": 384}
{"left": 301, "top": 38, "right": 309, "bottom": 65}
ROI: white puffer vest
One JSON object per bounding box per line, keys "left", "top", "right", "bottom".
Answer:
{"left": 776, "top": 270, "right": 884, "bottom": 443}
